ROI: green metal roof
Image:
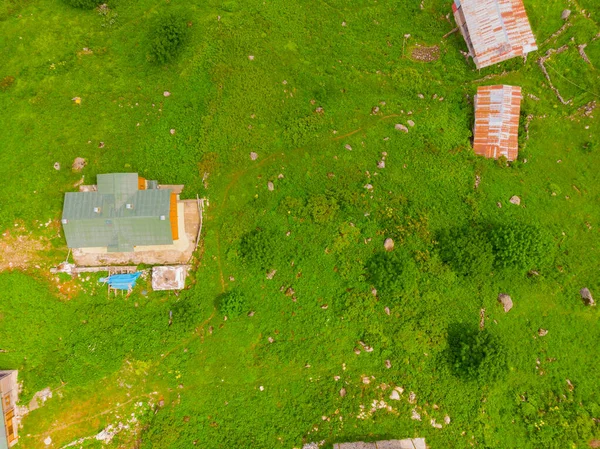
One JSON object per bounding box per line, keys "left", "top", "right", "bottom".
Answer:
{"left": 62, "top": 173, "right": 173, "bottom": 250}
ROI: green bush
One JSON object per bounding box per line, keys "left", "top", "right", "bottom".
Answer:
{"left": 365, "top": 250, "right": 418, "bottom": 297}
{"left": 218, "top": 290, "right": 248, "bottom": 318}
{"left": 437, "top": 226, "right": 495, "bottom": 276}
{"left": 62, "top": 0, "right": 100, "bottom": 9}
{"left": 490, "top": 222, "right": 553, "bottom": 271}
{"left": 306, "top": 194, "right": 339, "bottom": 223}
{"left": 447, "top": 324, "right": 507, "bottom": 383}
{"left": 147, "top": 14, "right": 188, "bottom": 64}
{"left": 239, "top": 228, "right": 282, "bottom": 270}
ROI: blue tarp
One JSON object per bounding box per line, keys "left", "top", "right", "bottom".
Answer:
{"left": 99, "top": 272, "right": 142, "bottom": 290}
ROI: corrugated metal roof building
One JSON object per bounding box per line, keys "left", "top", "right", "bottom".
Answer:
{"left": 452, "top": 0, "right": 537, "bottom": 69}
{"left": 473, "top": 85, "right": 522, "bottom": 161}
{"left": 1, "top": 371, "right": 18, "bottom": 449}
{"left": 62, "top": 173, "right": 175, "bottom": 252}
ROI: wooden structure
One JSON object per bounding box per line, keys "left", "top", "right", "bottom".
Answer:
{"left": 0, "top": 371, "right": 18, "bottom": 448}
{"left": 330, "top": 439, "right": 427, "bottom": 449}
{"left": 473, "top": 85, "right": 522, "bottom": 161}
{"left": 452, "top": 0, "right": 537, "bottom": 69}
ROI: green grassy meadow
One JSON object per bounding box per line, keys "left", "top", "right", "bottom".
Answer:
{"left": 1, "top": 0, "right": 599, "bottom": 447}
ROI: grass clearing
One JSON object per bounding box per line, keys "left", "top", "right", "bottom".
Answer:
{"left": 1, "top": 0, "right": 599, "bottom": 448}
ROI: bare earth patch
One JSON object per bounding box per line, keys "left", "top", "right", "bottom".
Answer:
{"left": 0, "top": 228, "right": 50, "bottom": 271}
{"left": 411, "top": 45, "right": 440, "bottom": 62}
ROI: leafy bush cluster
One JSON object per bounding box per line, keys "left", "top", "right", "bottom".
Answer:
{"left": 438, "top": 222, "right": 553, "bottom": 275}
{"left": 147, "top": 14, "right": 188, "bottom": 64}
{"left": 365, "top": 250, "right": 418, "bottom": 297}
{"left": 447, "top": 324, "right": 507, "bottom": 383}
{"left": 218, "top": 290, "right": 248, "bottom": 318}
{"left": 306, "top": 194, "right": 339, "bottom": 223}
{"left": 239, "top": 228, "right": 282, "bottom": 270}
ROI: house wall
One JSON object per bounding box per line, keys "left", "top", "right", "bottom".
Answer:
{"left": 0, "top": 371, "right": 19, "bottom": 448}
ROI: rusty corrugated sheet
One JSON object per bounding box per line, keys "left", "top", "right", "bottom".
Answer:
{"left": 473, "top": 85, "right": 522, "bottom": 161}
{"left": 453, "top": 0, "right": 537, "bottom": 69}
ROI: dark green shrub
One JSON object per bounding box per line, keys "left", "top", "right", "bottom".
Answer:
{"left": 218, "top": 290, "right": 247, "bottom": 318}
{"left": 239, "top": 228, "right": 281, "bottom": 270}
{"left": 62, "top": 0, "right": 100, "bottom": 9}
{"left": 365, "top": 250, "right": 418, "bottom": 297}
{"left": 306, "top": 194, "right": 339, "bottom": 223}
{"left": 147, "top": 14, "right": 188, "bottom": 64}
{"left": 437, "top": 226, "right": 495, "bottom": 276}
{"left": 447, "top": 324, "right": 507, "bottom": 383}
{"left": 490, "top": 222, "right": 553, "bottom": 271}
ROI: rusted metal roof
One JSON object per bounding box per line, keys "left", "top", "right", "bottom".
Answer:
{"left": 473, "top": 85, "right": 522, "bottom": 161}
{"left": 453, "top": 0, "right": 537, "bottom": 69}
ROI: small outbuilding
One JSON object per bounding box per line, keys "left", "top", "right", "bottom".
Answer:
{"left": 1, "top": 371, "right": 19, "bottom": 448}
{"left": 473, "top": 85, "right": 522, "bottom": 161}
{"left": 452, "top": 0, "right": 537, "bottom": 69}
{"left": 152, "top": 265, "right": 188, "bottom": 291}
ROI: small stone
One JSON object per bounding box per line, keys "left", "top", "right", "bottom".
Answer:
{"left": 444, "top": 415, "right": 451, "bottom": 425}
{"left": 247, "top": 311, "right": 255, "bottom": 317}
{"left": 407, "top": 120, "right": 415, "bottom": 127}
{"left": 248, "top": 55, "right": 255, "bottom": 60}
{"left": 339, "top": 388, "right": 346, "bottom": 397}
{"left": 345, "top": 144, "right": 352, "bottom": 151}
{"left": 259, "top": 385, "right": 264, "bottom": 391}
{"left": 371, "top": 288, "right": 377, "bottom": 296}
{"left": 334, "top": 375, "right": 340, "bottom": 381}
{"left": 364, "top": 184, "right": 373, "bottom": 191}
{"left": 266, "top": 269, "right": 277, "bottom": 280}
{"left": 341, "top": 21, "right": 347, "bottom": 27}
{"left": 72, "top": 157, "right": 87, "bottom": 172}
{"left": 354, "top": 347, "right": 361, "bottom": 355}
{"left": 267, "top": 181, "right": 274, "bottom": 191}
{"left": 268, "top": 337, "right": 274, "bottom": 343}
{"left": 497, "top": 202, "right": 502, "bottom": 208}
{"left": 164, "top": 91, "right": 171, "bottom": 97}
{"left": 580, "top": 287, "right": 595, "bottom": 306}
{"left": 315, "top": 107, "right": 324, "bottom": 114}
{"left": 431, "top": 419, "right": 442, "bottom": 429}
{"left": 384, "top": 238, "right": 394, "bottom": 251}
{"left": 44, "top": 436, "right": 52, "bottom": 446}
{"left": 98, "top": 141, "right": 105, "bottom": 148}
{"left": 170, "top": 129, "right": 176, "bottom": 135}
{"left": 538, "top": 328, "right": 548, "bottom": 337}
{"left": 278, "top": 173, "right": 284, "bottom": 179}
{"left": 377, "top": 160, "right": 385, "bottom": 169}
{"left": 361, "top": 376, "right": 371, "bottom": 384}
{"left": 384, "top": 307, "right": 390, "bottom": 315}
{"left": 566, "top": 379, "right": 574, "bottom": 391}
{"left": 509, "top": 195, "right": 521, "bottom": 205}
{"left": 498, "top": 293, "right": 513, "bottom": 312}
{"left": 53, "top": 162, "right": 61, "bottom": 170}
{"left": 408, "top": 391, "right": 416, "bottom": 404}
{"left": 385, "top": 359, "right": 391, "bottom": 369}
{"left": 418, "top": 93, "right": 424, "bottom": 99}
{"left": 372, "top": 106, "right": 380, "bottom": 114}
{"left": 390, "top": 390, "right": 400, "bottom": 400}
{"left": 250, "top": 152, "right": 258, "bottom": 160}
{"left": 395, "top": 123, "right": 409, "bottom": 133}
{"left": 561, "top": 9, "right": 571, "bottom": 20}
{"left": 411, "top": 409, "right": 421, "bottom": 421}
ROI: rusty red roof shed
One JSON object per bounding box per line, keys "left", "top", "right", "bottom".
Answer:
{"left": 452, "top": 0, "right": 537, "bottom": 69}
{"left": 473, "top": 85, "right": 522, "bottom": 161}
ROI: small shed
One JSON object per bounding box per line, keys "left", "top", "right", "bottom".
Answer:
{"left": 473, "top": 85, "right": 522, "bottom": 161}
{"left": 152, "top": 265, "right": 188, "bottom": 291}
{"left": 0, "top": 371, "right": 19, "bottom": 448}
{"left": 452, "top": 0, "right": 537, "bottom": 69}
{"left": 331, "top": 439, "right": 427, "bottom": 449}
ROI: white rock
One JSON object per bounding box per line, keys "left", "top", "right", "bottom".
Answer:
{"left": 345, "top": 144, "right": 352, "bottom": 151}
{"left": 509, "top": 195, "right": 521, "bottom": 205}
{"left": 248, "top": 55, "right": 255, "bottom": 60}
{"left": 411, "top": 409, "right": 422, "bottom": 420}
{"left": 163, "top": 91, "right": 171, "bottom": 97}
{"left": 395, "top": 124, "right": 409, "bottom": 133}
{"left": 267, "top": 181, "right": 274, "bottom": 191}
{"left": 377, "top": 160, "right": 385, "bottom": 169}
{"left": 53, "top": 162, "right": 60, "bottom": 170}
{"left": 44, "top": 436, "right": 52, "bottom": 446}
{"left": 384, "top": 238, "right": 394, "bottom": 251}
{"left": 390, "top": 390, "right": 400, "bottom": 400}
{"left": 444, "top": 415, "right": 451, "bottom": 425}
{"left": 364, "top": 184, "right": 373, "bottom": 191}
{"left": 250, "top": 152, "right": 258, "bottom": 160}
{"left": 407, "top": 120, "right": 415, "bottom": 127}
{"left": 170, "top": 129, "right": 176, "bottom": 135}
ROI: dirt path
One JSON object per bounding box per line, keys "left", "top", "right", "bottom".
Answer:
{"left": 0, "top": 228, "right": 50, "bottom": 271}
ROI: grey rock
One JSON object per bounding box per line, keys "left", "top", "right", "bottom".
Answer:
{"left": 538, "top": 328, "right": 548, "bottom": 337}
{"left": 339, "top": 387, "right": 347, "bottom": 397}
{"left": 395, "top": 123, "right": 409, "bottom": 133}
{"left": 561, "top": 9, "right": 571, "bottom": 20}
{"left": 580, "top": 287, "right": 595, "bottom": 306}
{"left": 250, "top": 152, "right": 258, "bottom": 160}
{"left": 498, "top": 293, "right": 513, "bottom": 312}
{"left": 53, "top": 162, "right": 61, "bottom": 171}
{"left": 384, "top": 238, "right": 394, "bottom": 251}
{"left": 267, "top": 181, "right": 274, "bottom": 191}
{"left": 509, "top": 195, "right": 521, "bottom": 205}
{"left": 72, "top": 157, "right": 87, "bottom": 172}
{"left": 407, "top": 120, "right": 415, "bottom": 127}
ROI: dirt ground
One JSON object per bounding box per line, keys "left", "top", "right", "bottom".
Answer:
{"left": 72, "top": 200, "right": 201, "bottom": 266}
{"left": 0, "top": 227, "right": 50, "bottom": 271}
{"left": 411, "top": 45, "right": 441, "bottom": 62}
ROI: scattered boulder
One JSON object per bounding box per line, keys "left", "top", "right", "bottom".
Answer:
{"left": 44, "top": 436, "right": 52, "bottom": 446}
{"left": 538, "top": 328, "right": 548, "bottom": 337}
{"left": 408, "top": 391, "right": 416, "bottom": 404}
{"left": 266, "top": 269, "right": 277, "bottom": 280}
{"left": 372, "top": 106, "right": 380, "bottom": 114}
{"left": 389, "top": 390, "right": 400, "bottom": 400}
{"left": 163, "top": 91, "right": 171, "bottom": 97}
{"left": 509, "top": 195, "right": 521, "bottom": 205}
{"left": 384, "top": 238, "right": 394, "bottom": 251}
{"left": 345, "top": 144, "right": 352, "bottom": 151}
{"left": 71, "top": 157, "right": 87, "bottom": 172}
{"left": 377, "top": 160, "right": 385, "bottom": 169}
{"left": 250, "top": 152, "right": 258, "bottom": 160}
{"left": 407, "top": 120, "right": 415, "bottom": 127}
{"left": 53, "top": 162, "right": 61, "bottom": 171}
{"left": 170, "top": 129, "right": 176, "bottom": 135}
{"left": 384, "top": 306, "right": 390, "bottom": 315}
{"left": 340, "top": 388, "right": 346, "bottom": 398}
{"left": 248, "top": 55, "right": 255, "bottom": 60}
{"left": 444, "top": 415, "right": 451, "bottom": 425}
{"left": 395, "top": 123, "right": 409, "bottom": 133}
{"left": 267, "top": 181, "right": 274, "bottom": 191}
{"left": 385, "top": 359, "right": 392, "bottom": 369}
{"left": 561, "top": 9, "right": 571, "bottom": 20}
{"left": 580, "top": 287, "right": 595, "bottom": 306}
{"left": 498, "top": 293, "right": 513, "bottom": 312}
{"left": 364, "top": 184, "right": 373, "bottom": 191}
{"left": 430, "top": 418, "right": 442, "bottom": 429}
{"left": 315, "top": 106, "right": 324, "bottom": 115}
{"left": 411, "top": 409, "right": 422, "bottom": 421}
